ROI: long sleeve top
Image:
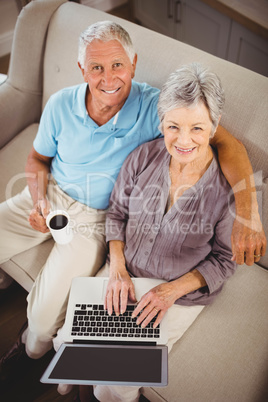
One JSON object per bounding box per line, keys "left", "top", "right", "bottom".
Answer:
{"left": 106, "top": 138, "right": 237, "bottom": 306}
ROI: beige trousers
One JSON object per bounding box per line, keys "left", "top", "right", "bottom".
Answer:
{"left": 54, "top": 264, "right": 205, "bottom": 402}
{"left": 0, "top": 180, "right": 107, "bottom": 358}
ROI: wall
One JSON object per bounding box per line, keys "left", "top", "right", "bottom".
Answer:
{"left": 0, "top": 0, "right": 128, "bottom": 58}
{"left": 0, "top": 0, "right": 19, "bottom": 57}
{"left": 80, "top": 0, "right": 127, "bottom": 12}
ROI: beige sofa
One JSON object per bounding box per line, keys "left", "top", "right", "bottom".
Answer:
{"left": 0, "top": 1, "right": 267, "bottom": 401}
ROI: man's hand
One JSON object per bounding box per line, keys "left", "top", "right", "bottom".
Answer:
{"left": 28, "top": 198, "right": 51, "bottom": 233}
{"left": 210, "top": 127, "right": 267, "bottom": 265}
{"left": 231, "top": 214, "right": 267, "bottom": 265}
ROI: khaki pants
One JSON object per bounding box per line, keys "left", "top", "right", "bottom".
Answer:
{"left": 0, "top": 180, "right": 107, "bottom": 358}
{"left": 54, "top": 264, "right": 205, "bottom": 402}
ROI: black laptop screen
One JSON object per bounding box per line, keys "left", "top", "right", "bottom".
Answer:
{"left": 49, "top": 345, "right": 163, "bottom": 383}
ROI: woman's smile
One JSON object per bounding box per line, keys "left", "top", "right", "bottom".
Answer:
{"left": 174, "top": 146, "right": 197, "bottom": 155}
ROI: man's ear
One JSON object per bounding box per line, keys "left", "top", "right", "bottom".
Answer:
{"left": 211, "top": 115, "right": 222, "bottom": 138}
{"left": 131, "top": 54, "right": 138, "bottom": 79}
{"left": 78, "top": 62, "right": 86, "bottom": 81}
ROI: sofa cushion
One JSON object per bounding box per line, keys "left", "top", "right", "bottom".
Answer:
{"left": 1, "top": 239, "right": 54, "bottom": 293}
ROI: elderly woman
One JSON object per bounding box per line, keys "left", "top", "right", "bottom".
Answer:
{"left": 90, "top": 63, "right": 237, "bottom": 402}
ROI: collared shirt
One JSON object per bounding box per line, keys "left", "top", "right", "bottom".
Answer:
{"left": 33, "top": 81, "right": 161, "bottom": 209}
{"left": 106, "top": 138, "right": 237, "bottom": 306}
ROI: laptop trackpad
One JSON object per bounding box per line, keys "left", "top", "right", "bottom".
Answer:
{"left": 102, "top": 278, "right": 167, "bottom": 302}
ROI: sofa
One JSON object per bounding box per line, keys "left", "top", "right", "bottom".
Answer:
{"left": 0, "top": 0, "right": 267, "bottom": 401}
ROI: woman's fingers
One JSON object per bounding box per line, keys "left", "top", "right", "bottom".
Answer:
{"left": 132, "top": 284, "right": 175, "bottom": 328}
{"left": 119, "top": 283, "right": 131, "bottom": 314}
{"left": 104, "top": 286, "right": 114, "bottom": 315}
{"left": 105, "top": 277, "right": 136, "bottom": 315}
{"left": 153, "top": 310, "right": 166, "bottom": 329}
{"left": 134, "top": 302, "right": 166, "bottom": 328}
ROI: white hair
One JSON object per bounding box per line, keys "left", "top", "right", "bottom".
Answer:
{"left": 158, "top": 63, "right": 225, "bottom": 136}
{"left": 78, "top": 21, "right": 135, "bottom": 68}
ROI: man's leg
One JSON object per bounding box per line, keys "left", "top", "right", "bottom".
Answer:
{"left": 25, "top": 207, "right": 107, "bottom": 358}
{"left": 1, "top": 181, "right": 107, "bottom": 369}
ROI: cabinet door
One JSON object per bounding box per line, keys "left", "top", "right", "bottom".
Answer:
{"left": 175, "top": 0, "right": 231, "bottom": 59}
{"left": 134, "top": 0, "right": 175, "bottom": 38}
{"left": 227, "top": 21, "right": 268, "bottom": 77}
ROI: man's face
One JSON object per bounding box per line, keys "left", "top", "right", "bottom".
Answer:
{"left": 79, "top": 39, "right": 137, "bottom": 111}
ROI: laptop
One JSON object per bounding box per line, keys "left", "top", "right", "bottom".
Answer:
{"left": 41, "top": 276, "right": 168, "bottom": 387}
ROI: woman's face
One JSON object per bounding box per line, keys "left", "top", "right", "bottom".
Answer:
{"left": 163, "top": 102, "right": 214, "bottom": 167}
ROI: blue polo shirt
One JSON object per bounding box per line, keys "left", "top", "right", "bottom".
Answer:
{"left": 33, "top": 81, "right": 161, "bottom": 209}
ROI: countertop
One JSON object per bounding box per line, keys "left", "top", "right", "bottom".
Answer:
{"left": 201, "top": 0, "right": 268, "bottom": 39}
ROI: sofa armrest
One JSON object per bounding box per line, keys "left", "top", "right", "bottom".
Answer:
{"left": 0, "top": 81, "right": 41, "bottom": 149}
{"left": 0, "top": 0, "right": 68, "bottom": 149}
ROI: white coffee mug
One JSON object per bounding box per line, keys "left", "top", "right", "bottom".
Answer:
{"left": 46, "top": 210, "right": 73, "bottom": 245}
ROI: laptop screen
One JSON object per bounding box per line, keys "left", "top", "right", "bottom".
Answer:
{"left": 41, "top": 343, "right": 168, "bottom": 387}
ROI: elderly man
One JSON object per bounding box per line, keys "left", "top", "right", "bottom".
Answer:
{"left": 0, "top": 21, "right": 266, "bottom": 384}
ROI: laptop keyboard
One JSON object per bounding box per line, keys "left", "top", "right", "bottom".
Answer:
{"left": 71, "top": 304, "right": 160, "bottom": 339}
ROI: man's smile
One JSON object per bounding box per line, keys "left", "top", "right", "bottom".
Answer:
{"left": 101, "top": 87, "right": 121, "bottom": 94}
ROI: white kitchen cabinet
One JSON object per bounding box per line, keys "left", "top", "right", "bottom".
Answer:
{"left": 227, "top": 21, "right": 268, "bottom": 76}
{"left": 175, "top": 0, "right": 231, "bottom": 59}
{"left": 134, "top": 0, "right": 175, "bottom": 38}
{"left": 133, "top": 0, "right": 268, "bottom": 76}
{"left": 134, "top": 0, "right": 231, "bottom": 58}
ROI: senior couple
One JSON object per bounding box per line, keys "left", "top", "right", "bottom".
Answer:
{"left": 0, "top": 20, "right": 266, "bottom": 402}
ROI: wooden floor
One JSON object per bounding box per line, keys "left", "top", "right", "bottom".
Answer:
{"left": 0, "top": 54, "right": 10, "bottom": 75}
{"left": 0, "top": 282, "right": 80, "bottom": 402}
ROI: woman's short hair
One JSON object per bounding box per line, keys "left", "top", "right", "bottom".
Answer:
{"left": 78, "top": 21, "right": 135, "bottom": 68}
{"left": 158, "top": 63, "right": 225, "bottom": 136}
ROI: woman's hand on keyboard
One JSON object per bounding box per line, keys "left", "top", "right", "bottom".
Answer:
{"left": 132, "top": 282, "right": 177, "bottom": 328}
{"left": 105, "top": 269, "right": 137, "bottom": 316}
